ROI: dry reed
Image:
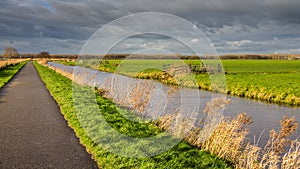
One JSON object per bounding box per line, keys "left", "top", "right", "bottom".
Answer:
{"left": 157, "top": 98, "right": 299, "bottom": 169}
{"left": 0, "top": 59, "right": 27, "bottom": 69}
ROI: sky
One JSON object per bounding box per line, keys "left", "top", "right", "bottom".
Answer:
{"left": 0, "top": 0, "right": 300, "bottom": 55}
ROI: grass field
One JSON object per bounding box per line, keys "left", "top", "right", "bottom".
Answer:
{"left": 57, "top": 59, "right": 300, "bottom": 106}
{"left": 34, "top": 61, "right": 232, "bottom": 168}
{"left": 223, "top": 60, "right": 300, "bottom": 106}
{"left": 195, "top": 60, "right": 300, "bottom": 106}
{"left": 0, "top": 61, "right": 27, "bottom": 89}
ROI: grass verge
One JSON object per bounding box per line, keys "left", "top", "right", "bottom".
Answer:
{"left": 0, "top": 61, "right": 27, "bottom": 89}
{"left": 34, "top": 61, "right": 232, "bottom": 169}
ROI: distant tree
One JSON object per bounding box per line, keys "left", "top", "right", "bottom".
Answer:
{"left": 39, "top": 51, "right": 50, "bottom": 58}
{"left": 3, "top": 47, "right": 19, "bottom": 58}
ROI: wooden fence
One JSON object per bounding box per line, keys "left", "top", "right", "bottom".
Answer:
{"left": 162, "top": 63, "right": 223, "bottom": 75}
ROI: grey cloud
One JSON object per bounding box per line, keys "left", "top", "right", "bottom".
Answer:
{"left": 0, "top": 0, "right": 299, "bottom": 54}
{"left": 113, "top": 0, "right": 300, "bottom": 27}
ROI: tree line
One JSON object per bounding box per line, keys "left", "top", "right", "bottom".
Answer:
{"left": 2, "top": 47, "right": 300, "bottom": 60}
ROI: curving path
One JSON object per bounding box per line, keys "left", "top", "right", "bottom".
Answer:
{"left": 0, "top": 62, "right": 98, "bottom": 169}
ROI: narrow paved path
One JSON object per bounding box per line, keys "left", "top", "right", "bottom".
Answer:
{"left": 0, "top": 62, "right": 98, "bottom": 169}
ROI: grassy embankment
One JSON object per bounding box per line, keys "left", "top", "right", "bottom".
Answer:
{"left": 34, "top": 61, "right": 232, "bottom": 168}
{"left": 0, "top": 61, "right": 27, "bottom": 89}
{"left": 57, "top": 59, "right": 300, "bottom": 106}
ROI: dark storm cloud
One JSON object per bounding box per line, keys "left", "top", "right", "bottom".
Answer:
{"left": 0, "top": 0, "right": 128, "bottom": 53}
{"left": 115, "top": 0, "right": 300, "bottom": 27}
{"left": 0, "top": 0, "right": 299, "bottom": 54}
{"left": 0, "top": 0, "right": 122, "bottom": 39}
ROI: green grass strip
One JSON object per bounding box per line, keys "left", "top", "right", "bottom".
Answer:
{"left": 0, "top": 62, "right": 27, "bottom": 89}
{"left": 34, "top": 61, "right": 232, "bottom": 169}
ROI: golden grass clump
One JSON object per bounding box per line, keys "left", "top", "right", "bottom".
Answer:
{"left": 157, "top": 98, "right": 299, "bottom": 169}
{"left": 194, "top": 100, "right": 299, "bottom": 169}
{"left": 0, "top": 59, "right": 28, "bottom": 69}
{"left": 165, "top": 98, "right": 253, "bottom": 164}
{"left": 129, "top": 81, "right": 155, "bottom": 114}
{"left": 157, "top": 109, "right": 195, "bottom": 138}
{"left": 258, "top": 117, "right": 298, "bottom": 169}
{"left": 281, "top": 140, "right": 300, "bottom": 169}
{"left": 201, "top": 112, "right": 252, "bottom": 162}
{"left": 37, "top": 58, "right": 48, "bottom": 66}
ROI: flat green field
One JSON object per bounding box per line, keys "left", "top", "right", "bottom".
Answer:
{"left": 222, "top": 60, "right": 300, "bottom": 73}
{"left": 57, "top": 59, "right": 300, "bottom": 106}
{"left": 199, "top": 60, "right": 300, "bottom": 106}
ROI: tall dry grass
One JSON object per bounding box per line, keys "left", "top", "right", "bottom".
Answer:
{"left": 158, "top": 98, "right": 299, "bottom": 169}
{"left": 0, "top": 59, "right": 27, "bottom": 69}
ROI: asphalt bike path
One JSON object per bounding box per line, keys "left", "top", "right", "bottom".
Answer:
{"left": 0, "top": 62, "right": 98, "bottom": 169}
